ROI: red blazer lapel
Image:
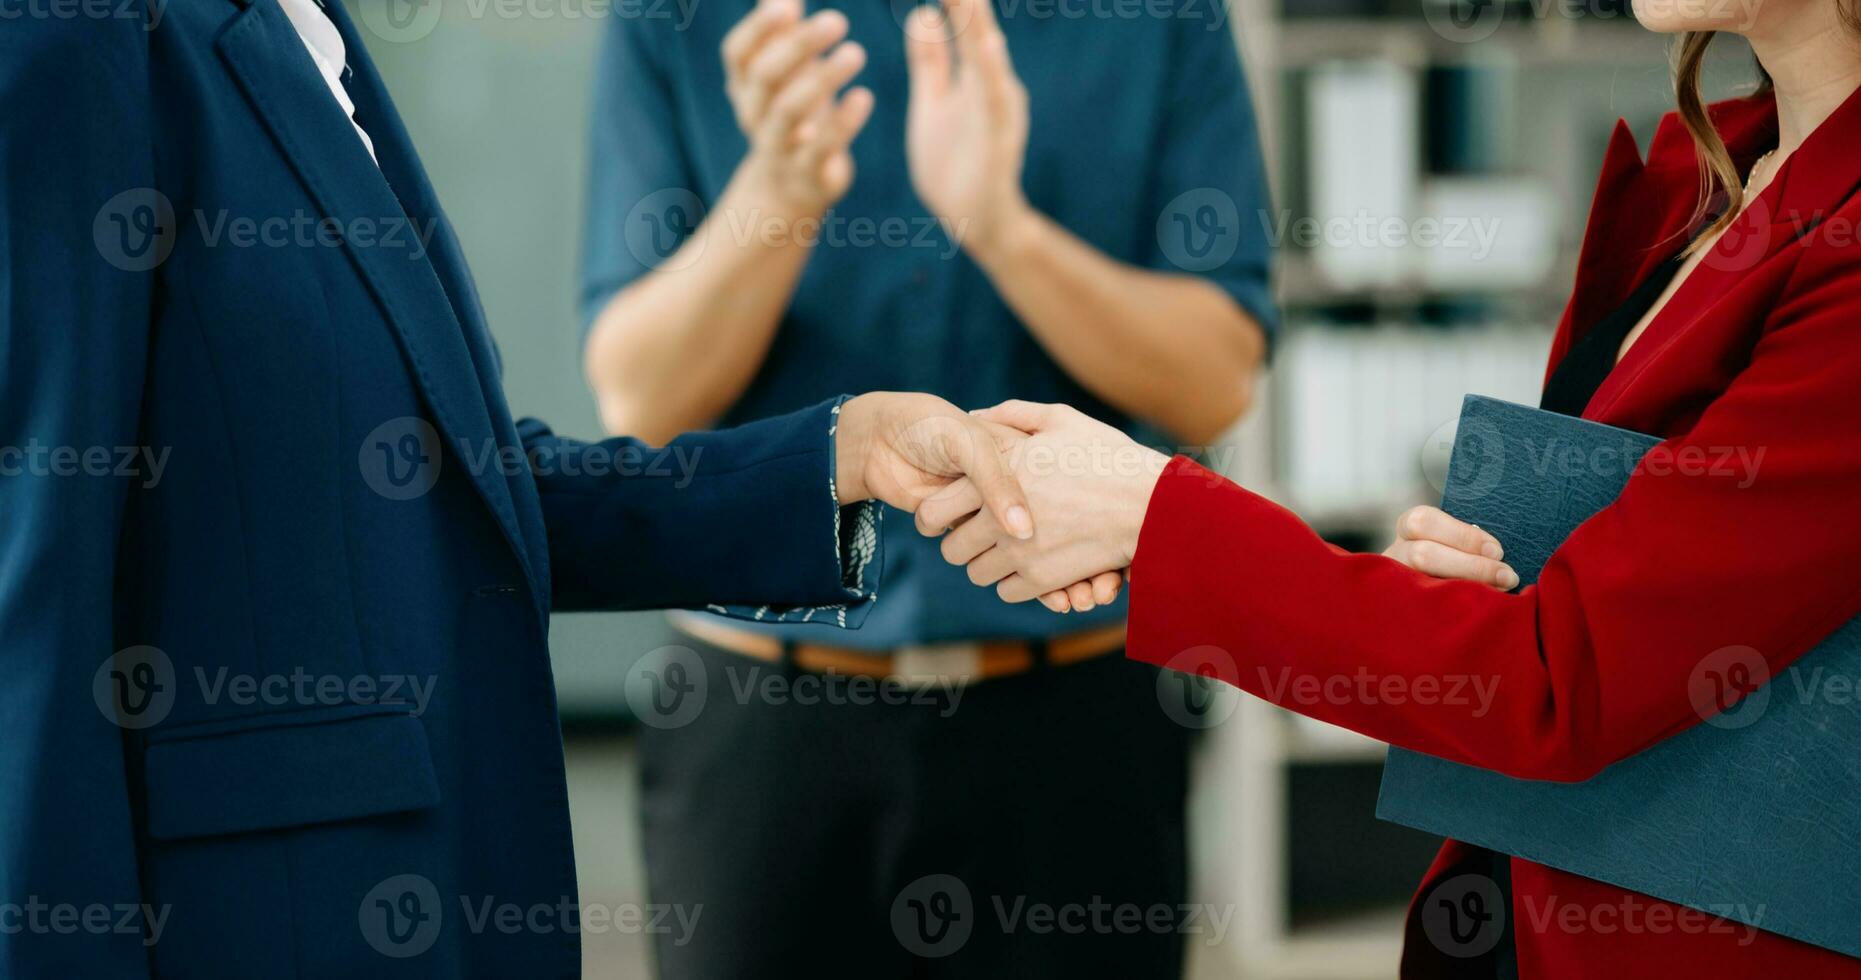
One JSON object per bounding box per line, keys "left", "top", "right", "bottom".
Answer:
{"left": 1580, "top": 88, "right": 1861, "bottom": 423}
{"left": 1547, "top": 121, "right": 1701, "bottom": 380}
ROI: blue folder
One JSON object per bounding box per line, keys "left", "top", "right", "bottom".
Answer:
{"left": 1376, "top": 395, "right": 1861, "bottom": 958}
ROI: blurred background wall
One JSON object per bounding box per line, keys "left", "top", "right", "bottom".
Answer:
{"left": 353, "top": 1, "right": 1759, "bottom": 975}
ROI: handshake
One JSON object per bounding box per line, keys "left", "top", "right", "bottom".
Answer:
{"left": 838, "top": 392, "right": 1172, "bottom": 615}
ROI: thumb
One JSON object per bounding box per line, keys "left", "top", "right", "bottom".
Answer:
{"left": 972, "top": 399, "right": 1055, "bottom": 434}
{"left": 945, "top": 416, "right": 1034, "bottom": 539}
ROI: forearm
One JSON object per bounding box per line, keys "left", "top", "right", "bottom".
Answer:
{"left": 524, "top": 399, "right": 874, "bottom": 614}
{"left": 971, "top": 208, "right": 1266, "bottom": 445}
{"left": 582, "top": 171, "right": 816, "bottom": 443}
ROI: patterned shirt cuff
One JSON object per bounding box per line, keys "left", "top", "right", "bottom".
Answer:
{"left": 705, "top": 396, "right": 882, "bottom": 629}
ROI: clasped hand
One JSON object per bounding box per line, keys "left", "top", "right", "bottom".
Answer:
{"left": 915, "top": 401, "right": 1170, "bottom": 613}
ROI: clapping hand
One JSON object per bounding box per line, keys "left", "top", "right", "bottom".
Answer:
{"left": 916, "top": 401, "right": 1171, "bottom": 612}
{"left": 723, "top": 0, "right": 875, "bottom": 216}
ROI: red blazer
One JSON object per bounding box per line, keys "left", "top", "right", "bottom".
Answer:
{"left": 1127, "top": 89, "right": 1861, "bottom": 978}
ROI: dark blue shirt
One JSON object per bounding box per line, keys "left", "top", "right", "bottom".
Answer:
{"left": 581, "top": 0, "right": 1276, "bottom": 647}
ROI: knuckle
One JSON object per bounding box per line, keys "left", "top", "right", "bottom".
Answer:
{"left": 1409, "top": 540, "right": 1444, "bottom": 567}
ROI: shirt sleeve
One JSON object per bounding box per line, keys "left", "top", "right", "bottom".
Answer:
{"left": 577, "top": 11, "right": 701, "bottom": 334}
{"left": 1142, "top": 12, "right": 1280, "bottom": 350}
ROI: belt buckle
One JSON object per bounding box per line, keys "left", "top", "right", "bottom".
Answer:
{"left": 891, "top": 642, "right": 981, "bottom": 690}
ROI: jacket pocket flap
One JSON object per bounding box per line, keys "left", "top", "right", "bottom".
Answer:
{"left": 143, "top": 710, "right": 441, "bottom": 842}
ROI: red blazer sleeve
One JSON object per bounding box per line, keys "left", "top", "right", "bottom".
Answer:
{"left": 1127, "top": 250, "right": 1861, "bottom": 782}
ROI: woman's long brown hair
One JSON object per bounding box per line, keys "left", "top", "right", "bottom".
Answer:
{"left": 1673, "top": 6, "right": 1860, "bottom": 250}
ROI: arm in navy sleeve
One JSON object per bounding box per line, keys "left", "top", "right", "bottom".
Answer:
{"left": 521, "top": 398, "right": 881, "bottom": 627}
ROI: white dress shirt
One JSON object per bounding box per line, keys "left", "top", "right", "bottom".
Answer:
{"left": 274, "top": 0, "right": 379, "bottom": 164}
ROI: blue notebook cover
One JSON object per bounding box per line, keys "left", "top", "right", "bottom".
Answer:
{"left": 1376, "top": 395, "right": 1861, "bottom": 958}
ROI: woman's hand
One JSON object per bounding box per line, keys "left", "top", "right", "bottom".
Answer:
{"left": 917, "top": 400, "right": 1169, "bottom": 605}
{"left": 1383, "top": 505, "right": 1520, "bottom": 590}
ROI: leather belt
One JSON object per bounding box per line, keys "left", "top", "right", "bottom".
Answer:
{"left": 667, "top": 612, "right": 1127, "bottom": 688}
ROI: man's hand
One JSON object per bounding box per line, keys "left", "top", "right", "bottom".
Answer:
{"left": 903, "top": 0, "right": 1033, "bottom": 259}
{"left": 723, "top": 0, "right": 875, "bottom": 216}
{"left": 835, "top": 393, "right": 1036, "bottom": 540}
{"left": 916, "top": 400, "right": 1170, "bottom": 606}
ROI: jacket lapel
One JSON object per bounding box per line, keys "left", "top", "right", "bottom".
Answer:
{"left": 1580, "top": 89, "right": 1861, "bottom": 421}
{"left": 319, "top": 0, "right": 555, "bottom": 606}
{"left": 216, "top": 0, "right": 542, "bottom": 601}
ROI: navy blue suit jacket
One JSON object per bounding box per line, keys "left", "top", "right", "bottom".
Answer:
{"left": 0, "top": 5, "right": 877, "bottom": 977}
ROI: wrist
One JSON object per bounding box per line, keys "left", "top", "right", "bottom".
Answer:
{"left": 727, "top": 159, "right": 830, "bottom": 232}
{"left": 1116, "top": 448, "right": 1170, "bottom": 565}
{"left": 959, "top": 194, "right": 1040, "bottom": 270}
{"left": 833, "top": 394, "right": 875, "bottom": 504}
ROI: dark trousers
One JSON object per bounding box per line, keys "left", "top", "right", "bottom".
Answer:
{"left": 636, "top": 640, "right": 1192, "bottom": 980}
